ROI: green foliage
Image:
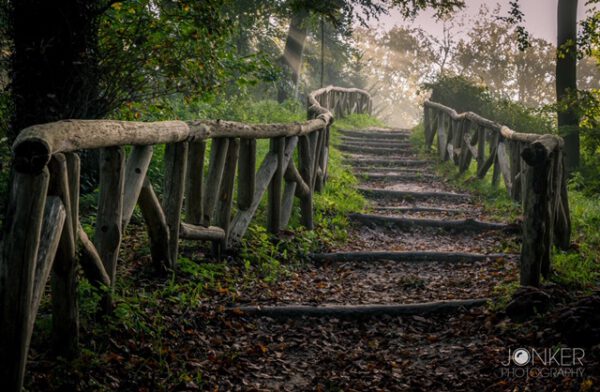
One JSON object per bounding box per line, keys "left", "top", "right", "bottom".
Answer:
{"left": 424, "top": 74, "right": 555, "bottom": 134}
{"left": 332, "top": 113, "right": 385, "bottom": 130}
{"left": 552, "top": 189, "right": 600, "bottom": 288}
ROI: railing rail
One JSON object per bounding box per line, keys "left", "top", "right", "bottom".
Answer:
{"left": 0, "top": 85, "right": 372, "bottom": 391}
{"left": 423, "top": 100, "right": 571, "bottom": 287}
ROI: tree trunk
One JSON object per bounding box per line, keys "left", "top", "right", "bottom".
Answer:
{"left": 277, "top": 9, "right": 309, "bottom": 103}
{"left": 556, "top": 0, "right": 579, "bottom": 173}
{"left": 10, "top": 0, "right": 104, "bottom": 191}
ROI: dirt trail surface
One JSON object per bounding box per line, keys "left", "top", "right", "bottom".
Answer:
{"left": 27, "top": 127, "right": 599, "bottom": 391}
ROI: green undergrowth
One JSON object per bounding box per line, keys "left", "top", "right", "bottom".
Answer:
{"left": 411, "top": 123, "right": 600, "bottom": 291}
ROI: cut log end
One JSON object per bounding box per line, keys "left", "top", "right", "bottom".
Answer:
{"left": 13, "top": 139, "right": 52, "bottom": 174}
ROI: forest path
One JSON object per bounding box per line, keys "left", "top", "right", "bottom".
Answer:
{"left": 207, "top": 127, "right": 525, "bottom": 390}
{"left": 234, "top": 127, "right": 520, "bottom": 315}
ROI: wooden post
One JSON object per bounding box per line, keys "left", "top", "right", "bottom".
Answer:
{"left": 509, "top": 141, "right": 522, "bottom": 201}
{"left": 65, "top": 153, "right": 80, "bottom": 244}
{"left": 520, "top": 136, "right": 559, "bottom": 286}
{"left": 163, "top": 142, "right": 188, "bottom": 267}
{"left": 477, "top": 126, "right": 486, "bottom": 173}
{"left": 214, "top": 138, "right": 239, "bottom": 249}
{"left": 186, "top": 140, "right": 206, "bottom": 225}
{"left": 298, "top": 135, "right": 314, "bottom": 229}
{"left": 122, "top": 145, "right": 154, "bottom": 229}
{"left": 0, "top": 168, "right": 49, "bottom": 392}
{"left": 268, "top": 137, "right": 285, "bottom": 234}
{"left": 31, "top": 197, "right": 66, "bottom": 327}
{"left": 237, "top": 139, "right": 256, "bottom": 211}
{"left": 554, "top": 151, "right": 571, "bottom": 250}
{"left": 202, "top": 138, "right": 229, "bottom": 226}
{"left": 95, "top": 146, "right": 125, "bottom": 312}
{"left": 138, "top": 179, "right": 171, "bottom": 272}
{"left": 48, "top": 154, "right": 79, "bottom": 357}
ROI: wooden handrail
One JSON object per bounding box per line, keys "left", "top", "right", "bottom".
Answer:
{"left": 0, "top": 85, "right": 371, "bottom": 391}
{"left": 423, "top": 100, "right": 571, "bottom": 289}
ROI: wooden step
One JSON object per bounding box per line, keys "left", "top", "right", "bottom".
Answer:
{"left": 350, "top": 213, "right": 517, "bottom": 233}
{"left": 339, "top": 145, "right": 415, "bottom": 154}
{"left": 345, "top": 159, "right": 428, "bottom": 167}
{"left": 311, "top": 251, "right": 515, "bottom": 263}
{"left": 371, "top": 206, "right": 469, "bottom": 214}
{"left": 358, "top": 187, "right": 472, "bottom": 202}
{"left": 340, "top": 141, "right": 413, "bottom": 149}
{"left": 229, "top": 298, "right": 489, "bottom": 318}
{"left": 352, "top": 167, "right": 426, "bottom": 174}
{"left": 356, "top": 173, "right": 438, "bottom": 182}
{"left": 339, "top": 130, "right": 411, "bottom": 139}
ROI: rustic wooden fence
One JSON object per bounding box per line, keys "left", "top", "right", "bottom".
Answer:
{"left": 0, "top": 86, "right": 371, "bottom": 391}
{"left": 423, "top": 101, "right": 571, "bottom": 287}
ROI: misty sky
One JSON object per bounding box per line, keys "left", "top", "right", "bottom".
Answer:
{"left": 378, "top": 0, "right": 593, "bottom": 44}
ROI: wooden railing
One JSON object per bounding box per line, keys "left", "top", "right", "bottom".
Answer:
{"left": 0, "top": 85, "right": 371, "bottom": 391}
{"left": 423, "top": 101, "right": 571, "bottom": 287}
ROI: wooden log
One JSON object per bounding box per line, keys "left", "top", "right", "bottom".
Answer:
{"left": 345, "top": 159, "right": 428, "bottom": 167}
{"left": 477, "top": 131, "right": 499, "bottom": 179}
{"left": 341, "top": 136, "right": 410, "bottom": 144}
{"left": 357, "top": 187, "right": 471, "bottom": 202}
{"left": 77, "top": 223, "right": 111, "bottom": 287}
{"left": 215, "top": 138, "right": 239, "bottom": 247}
{"left": 122, "top": 145, "right": 153, "bottom": 228}
{"left": 179, "top": 223, "right": 226, "bottom": 241}
{"left": 0, "top": 168, "right": 49, "bottom": 392}
{"left": 30, "top": 197, "right": 66, "bottom": 332}
{"left": 353, "top": 167, "right": 425, "bottom": 174}
{"left": 438, "top": 114, "right": 449, "bottom": 161}
{"left": 477, "top": 126, "right": 486, "bottom": 173}
{"left": 359, "top": 173, "right": 437, "bottom": 182}
{"left": 228, "top": 138, "right": 298, "bottom": 247}
{"left": 491, "top": 155, "right": 500, "bottom": 188}
{"left": 228, "top": 152, "right": 278, "bottom": 246}
{"left": 284, "top": 160, "right": 310, "bottom": 198}
{"left": 138, "top": 179, "right": 170, "bottom": 273}
{"left": 202, "top": 138, "right": 229, "bottom": 226}
{"left": 48, "top": 154, "right": 79, "bottom": 357}
{"left": 341, "top": 141, "right": 413, "bottom": 149}
{"left": 519, "top": 135, "right": 560, "bottom": 287}
{"left": 230, "top": 299, "right": 489, "bottom": 319}
{"left": 338, "top": 145, "right": 415, "bottom": 155}
{"left": 162, "top": 142, "right": 188, "bottom": 267}
{"left": 186, "top": 140, "right": 206, "bottom": 224}
{"left": 338, "top": 130, "right": 410, "bottom": 140}
{"left": 237, "top": 139, "right": 256, "bottom": 211}
{"left": 298, "top": 135, "right": 314, "bottom": 229}
{"left": 12, "top": 120, "right": 190, "bottom": 173}
{"left": 350, "top": 213, "right": 517, "bottom": 233}
{"left": 280, "top": 180, "right": 297, "bottom": 228}
{"left": 311, "top": 251, "right": 514, "bottom": 263}
{"left": 372, "top": 206, "right": 469, "bottom": 214}
{"left": 48, "top": 155, "right": 75, "bottom": 259}
{"left": 95, "top": 147, "right": 125, "bottom": 311}
{"left": 65, "top": 153, "right": 80, "bottom": 245}
{"left": 509, "top": 141, "right": 522, "bottom": 202}
{"left": 268, "top": 137, "right": 285, "bottom": 234}
{"left": 554, "top": 151, "right": 571, "bottom": 250}
{"left": 496, "top": 141, "right": 512, "bottom": 193}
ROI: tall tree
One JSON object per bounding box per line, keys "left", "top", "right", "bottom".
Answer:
{"left": 557, "top": 0, "right": 580, "bottom": 172}
{"left": 9, "top": 0, "right": 102, "bottom": 140}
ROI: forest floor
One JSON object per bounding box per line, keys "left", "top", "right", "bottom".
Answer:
{"left": 27, "top": 127, "right": 599, "bottom": 391}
